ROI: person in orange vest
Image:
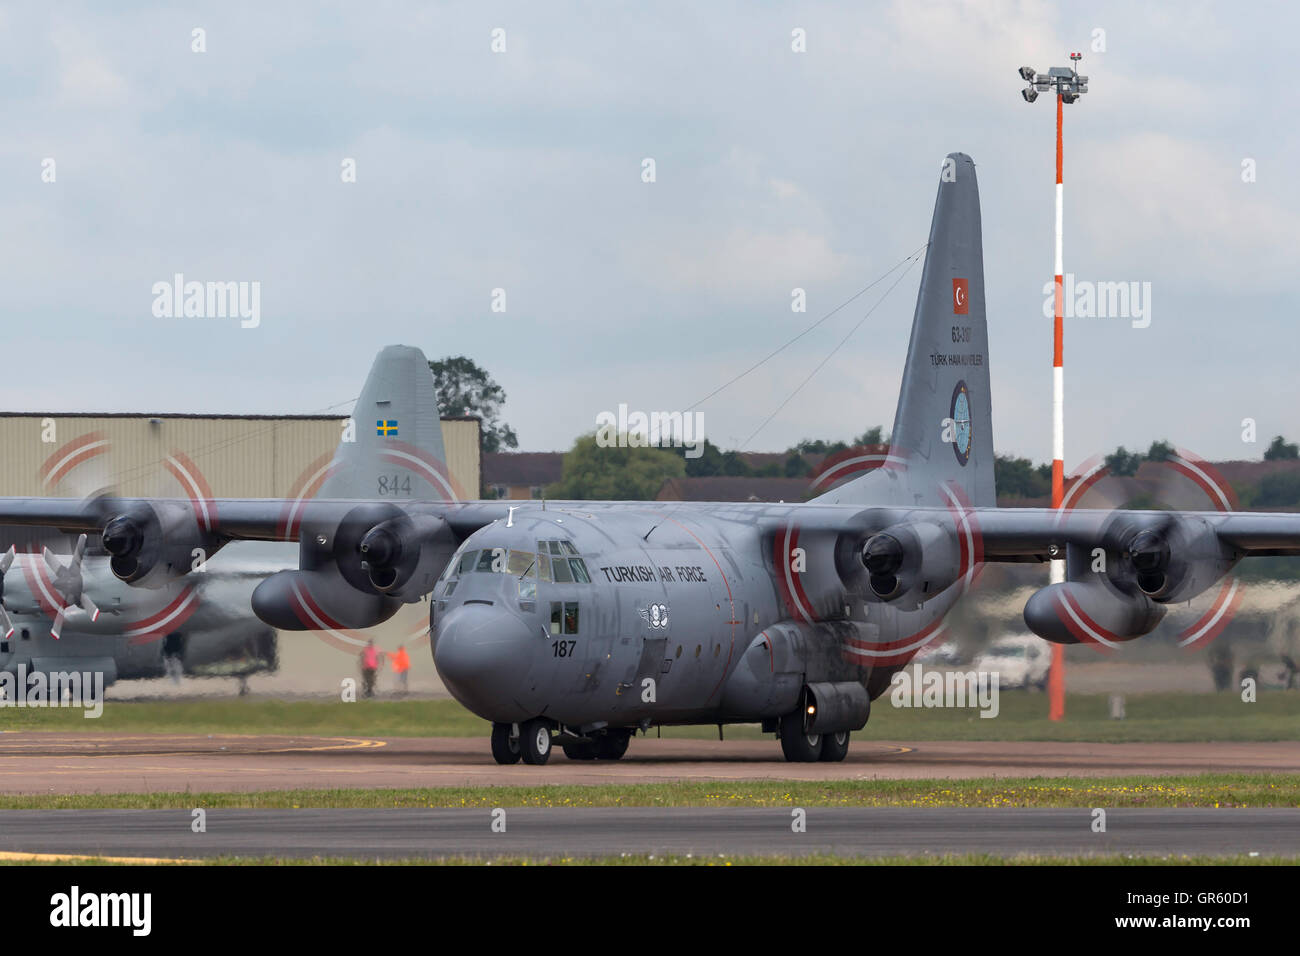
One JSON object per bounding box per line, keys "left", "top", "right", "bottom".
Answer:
{"left": 390, "top": 644, "right": 411, "bottom": 695}
{"left": 360, "top": 639, "right": 381, "bottom": 698}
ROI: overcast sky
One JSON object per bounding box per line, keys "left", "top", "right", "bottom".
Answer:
{"left": 1, "top": 1, "right": 1295, "bottom": 467}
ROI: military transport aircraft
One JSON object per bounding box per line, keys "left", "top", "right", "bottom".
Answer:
{"left": 0, "top": 153, "right": 1290, "bottom": 763}
{"left": 0, "top": 345, "right": 453, "bottom": 688}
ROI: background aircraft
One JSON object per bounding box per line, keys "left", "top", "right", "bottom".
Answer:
{"left": 2, "top": 153, "right": 1297, "bottom": 763}
{"left": 0, "top": 345, "right": 451, "bottom": 689}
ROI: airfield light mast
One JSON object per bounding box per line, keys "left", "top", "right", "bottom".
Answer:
{"left": 1018, "top": 53, "right": 1089, "bottom": 721}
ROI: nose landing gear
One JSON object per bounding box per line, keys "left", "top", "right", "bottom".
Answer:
{"left": 490, "top": 723, "right": 522, "bottom": 765}
{"left": 520, "top": 718, "right": 553, "bottom": 765}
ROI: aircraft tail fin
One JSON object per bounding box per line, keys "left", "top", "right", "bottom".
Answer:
{"left": 815, "top": 152, "right": 995, "bottom": 509}
{"left": 317, "top": 345, "right": 458, "bottom": 501}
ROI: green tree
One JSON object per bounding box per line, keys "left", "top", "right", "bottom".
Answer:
{"left": 546, "top": 433, "right": 685, "bottom": 500}
{"left": 1264, "top": 435, "right": 1299, "bottom": 461}
{"left": 1252, "top": 471, "right": 1300, "bottom": 509}
{"left": 1146, "top": 440, "right": 1175, "bottom": 462}
{"left": 792, "top": 438, "right": 848, "bottom": 456}
{"left": 854, "top": 426, "right": 888, "bottom": 446}
{"left": 994, "top": 455, "right": 1051, "bottom": 498}
{"left": 427, "top": 355, "right": 518, "bottom": 453}
{"left": 1105, "top": 446, "right": 1143, "bottom": 477}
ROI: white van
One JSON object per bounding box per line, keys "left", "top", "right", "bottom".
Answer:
{"left": 971, "top": 634, "right": 1052, "bottom": 690}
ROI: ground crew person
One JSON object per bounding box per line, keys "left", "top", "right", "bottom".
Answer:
{"left": 360, "top": 639, "right": 381, "bottom": 698}
{"left": 390, "top": 644, "right": 411, "bottom": 694}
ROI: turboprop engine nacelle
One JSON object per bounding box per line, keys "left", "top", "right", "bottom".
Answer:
{"left": 1107, "top": 515, "right": 1236, "bottom": 604}
{"left": 251, "top": 567, "right": 400, "bottom": 631}
{"left": 1024, "top": 578, "right": 1166, "bottom": 645}
{"left": 358, "top": 512, "right": 458, "bottom": 602}
{"left": 101, "top": 501, "right": 223, "bottom": 589}
{"left": 858, "top": 521, "right": 961, "bottom": 610}
{"left": 251, "top": 502, "right": 458, "bottom": 631}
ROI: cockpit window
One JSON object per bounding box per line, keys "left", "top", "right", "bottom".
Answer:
{"left": 531, "top": 540, "right": 589, "bottom": 583}
{"left": 506, "top": 550, "right": 533, "bottom": 575}
{"left": 456, "top": 550, "right": 479, "bottom": 575}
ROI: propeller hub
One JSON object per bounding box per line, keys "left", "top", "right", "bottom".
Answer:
{"left": 102, "top": 516, "right": 142, "bottom": 557}
{"left": 1128, "top": 529, "right": 1171, "bottom": 595}
{"left": 359, "top": 526, "right": 402, "bottom": 568}
{"left": 862, "top": 533, "right": 905, "bottom": 599}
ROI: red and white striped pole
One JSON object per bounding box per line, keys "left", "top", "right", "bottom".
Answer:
{"left": 1048, "top": 90, "right": 1067, "bottom": 721}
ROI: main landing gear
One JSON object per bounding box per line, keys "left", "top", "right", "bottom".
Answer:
{"left": 778, "top": 711, "right": 850, "bottom": 763}
{"left": 560, "top": 728, "right": 631, "bottom": 761}
{"left": 492, "top": 722, "right": 633, "bottom": 765}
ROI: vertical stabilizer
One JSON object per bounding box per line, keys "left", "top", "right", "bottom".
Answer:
{"left": 318, "top": 345, "right": 457, "bottom": 501}
{"left": 816, "top": 152, "right": 995, "bottom": 509}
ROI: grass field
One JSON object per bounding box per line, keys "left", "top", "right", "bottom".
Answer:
{"left": 0, "top": 773, "right": 1294, "bottom": 810}
{"left": 2, "top": 690, "right": 1296, "bottom": 741}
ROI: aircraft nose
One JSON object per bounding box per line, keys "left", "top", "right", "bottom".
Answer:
{"left": 434, "top": 602, "right": 537, "bottom": 722}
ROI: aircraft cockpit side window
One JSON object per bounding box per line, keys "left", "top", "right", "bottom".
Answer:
{"left": 529, "top": 540, "right": 590, "bottom": 584}
{"left": 455, "top": 550, "right": 479, "bottom": 576}
{"left": 564, "top": 602, "right": 579, "bottom": 634}
{"left": 516, "top": 553, "right": 538, "bottom": 599}
{"left": 549, "top": 602, "right": 563, "bottom": 634}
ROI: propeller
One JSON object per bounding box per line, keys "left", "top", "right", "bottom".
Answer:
{"left": 0, "top": 546, "right": 15, "bottom": 640}
{"left": 42, "top": 534, "right": 101, "bottom": 640}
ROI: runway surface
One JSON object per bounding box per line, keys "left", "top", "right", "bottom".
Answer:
{"left": 1, "top": 733, "right": 1297, "bottom": 794}
{"left": 0, "top": 807, "right": 1294, "bottom": 860}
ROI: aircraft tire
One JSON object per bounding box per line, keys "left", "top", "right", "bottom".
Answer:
{"left": 778, "top": 711, "right": 822, "bottom": 762}
{"left": 595, "top": 729, "right": 631, "bottom": 760}
{"left": 521, "top": 719, "right": 553, "bottom": 765}
{"left": 491, "top": 723, "right": 522, "bottom": 765}
{"left": 561, "top": 739, "right": 597, "bottom": 760}
{"left": 819, "top": 730, "right": 850, "bottom": 762}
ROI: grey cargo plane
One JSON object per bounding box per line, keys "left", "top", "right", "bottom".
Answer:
{"left": 0, "top": 345, "right": 454, "bottom": 687}
{"left": 2, "top": 153, "right": 1294, "bottom": 763}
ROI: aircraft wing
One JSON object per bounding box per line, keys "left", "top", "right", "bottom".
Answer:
{"left": 753, "top": 503, "right": 1300, "bottom": 644}
{"left": 3, "top": 494, "right": 1300, "bottom": 643}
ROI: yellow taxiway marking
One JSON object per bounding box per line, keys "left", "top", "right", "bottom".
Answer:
{"left": 0, "top": 850, "right": 194, "bottom": 865}
{"left": 0, "top": 736, "right": 386, "bottom": 758}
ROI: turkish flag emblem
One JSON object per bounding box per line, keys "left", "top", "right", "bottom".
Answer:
{"left": 952, "top": 278, "right": 969, "bottom": 314}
